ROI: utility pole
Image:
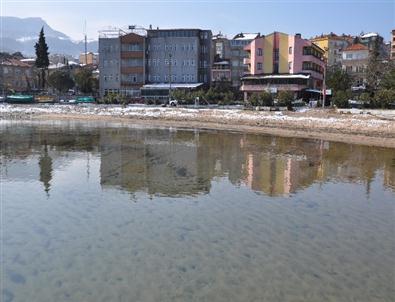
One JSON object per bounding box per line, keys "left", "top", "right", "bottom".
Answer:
{"left": 168, "top": 53, "right": 172, "bottom": 102}
{"left": 322, "top": 59, "right": 327, "bottom": 108}
{"left": 84, "top": 20, "right": 88, "bottom": 65}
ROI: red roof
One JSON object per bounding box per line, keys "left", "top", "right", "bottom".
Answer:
{"left": 344, "top": 43, "right": 369, "bottom": 51}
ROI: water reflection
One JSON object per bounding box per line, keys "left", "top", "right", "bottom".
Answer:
{"left": 1, "top": 120, "right": 394, "bottom": 302}
{"left": 1, "top": 120, "right": 394, "bottom": 197}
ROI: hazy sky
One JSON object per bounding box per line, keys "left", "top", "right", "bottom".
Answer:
{"left": 2, "top": 0, "right": 394, "bottom": 42}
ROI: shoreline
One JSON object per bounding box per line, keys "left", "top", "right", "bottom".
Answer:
{"left": 1, "top": 105, "right": 395, "bottom": 148}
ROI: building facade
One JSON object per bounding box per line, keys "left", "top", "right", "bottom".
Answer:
{"left": 341, "top": 43, "right": 369, "bottom": 86}
{"left": 211, "top": 60, "right": 232, "bottom": 82}
{"left": 99, "top": 28, "right": 211, "bottom": 98}
{"left": 311, "top": 33, "right": 352, "bottom": 67}
{"left": 0, "top": 58, "right": 37, "bottom": 93}
{"left": 99, "top": 31, "right": 146, "bottom": 97}
{"left": 120, "top": 33, "right": 146, "bottom": 96}
{"left": 359, "top": 32, "right": 387, "bottom": 58}
{"left": 79, "top": 52, "right": 99, "bottom": 65}
{"left": 230, "top": 33, "right": 259, "bottom": 88}
{"left": 210, "top": 32, "right": 259, "bottom": 88}
{"left": 241, "top": 32, "right": 325, "bottom": 100}
{"left": 146, "top": 29, "right": 212, "bottom": 85}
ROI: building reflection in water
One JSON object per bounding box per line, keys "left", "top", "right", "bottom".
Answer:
{"left": 1, "top": 122, "right": 394, "bottom": 197}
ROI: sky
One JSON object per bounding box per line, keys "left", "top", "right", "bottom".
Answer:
{"left": 1, "top": 0, "right": 394, "bottom": 42}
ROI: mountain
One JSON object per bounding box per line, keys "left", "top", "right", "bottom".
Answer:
{"left": 1, "top": 16, "right": 98, "bottom": 57}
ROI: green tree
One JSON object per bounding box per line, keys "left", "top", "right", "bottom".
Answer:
{"left": 34, "top": 27, "right": 50, "bottom": 89}
{"left": 277, "top": 90, "right": 294, "bottom": 109}
{"left": 358, "top": 92, "right": 371, "bottom": 102}
{"left": 220, "top": 91, "right": 234, "bottom": 105}
{"left": 74, "top": 68, "right": 94, "bottom": 93}
{"left": 380, "top": 64, "right": 395, "bottom": 90}
{"left": 332, "top": 90, "right": 352, "bottom": 108}
{"left": 373, "top": 89, "right": 395, "bottom": 109}
{"left": 366, "top": 38, "right": 383, "bottom": 92}
{"left": 326, "top": 66, "right": 352, "bottom": 92}
{"left": 249, "top": 92, "right": 260, "bottom": 107}
{"left": 258, "top": 91, "right": 273, "bottom": 106}
{"left": 48, "top": 70, "right": 74, "bottom": 93}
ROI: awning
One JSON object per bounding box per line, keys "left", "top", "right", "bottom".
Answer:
{"left": 242, "top": 74, "right": 311, "bottom": 80}
{"left": 142, "top": 83, "right": 204, "bottom": 89}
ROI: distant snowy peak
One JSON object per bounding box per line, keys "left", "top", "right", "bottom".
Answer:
{"left": 16, "top": 37, "right": 37, "bottom": 42}
{"left": 1, "top": 16, "right": 98, "bottom": 56}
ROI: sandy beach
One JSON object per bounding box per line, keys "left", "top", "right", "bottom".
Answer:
{"left": 1, "top": 104, "right": 395, "bottom": 148}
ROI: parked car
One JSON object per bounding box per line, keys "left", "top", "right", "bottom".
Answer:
{"left": 162, "top": 100, "right": 178, "bottom": 107}
{"left": 348, "top": 99, "right": 364, "bottom": 109}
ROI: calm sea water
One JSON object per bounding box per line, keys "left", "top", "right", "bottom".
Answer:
{"left": 1, "top": 120, "right": 394, "bottom": 302}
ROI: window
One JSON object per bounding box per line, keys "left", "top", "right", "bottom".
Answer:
{"left": 346, "top": 53, "right": 353, "bottom": 59}
{"left": 289, "top": 46, "right": 292, "bottom": 54}
{"left": 288, "top": 61, "right": 292, "bottom": 70}
{"left": 257, "top": 63, "right": 262, "bottom": 70}
{"left": 257, "top": 48, "right": 263, "bottom": 56}
{"left": 274, "top": 49, "right": 279, "bottom": 61}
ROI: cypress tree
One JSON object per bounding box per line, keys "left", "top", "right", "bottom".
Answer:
{"left": 34, "top": 27, "right": 50, "bottom": 88}
{"left": 366, "top": 38, "right": 382, "bottom": 93}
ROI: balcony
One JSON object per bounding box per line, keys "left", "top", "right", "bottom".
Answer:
{"left": 121, "top": 52, "right": 144, "bottom": 59}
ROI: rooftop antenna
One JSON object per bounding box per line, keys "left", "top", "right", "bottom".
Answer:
{"left": 84, "top": 20, "right": 88, "bottom": 65}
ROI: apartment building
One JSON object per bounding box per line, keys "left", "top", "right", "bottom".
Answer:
{"left": 241, "top": 32, "right": 325, "bottom": 100}
{"left": 211, "top": 34, "right": 232, "bottom": 83}
{"left": 341, "top": 43, "right": 369, "bottom": 86}
{"left": 211, "top": 32, "right": 259, "bottom": 87}
{"left": 230, "top": 33, "right": 259, "bottom": 88}
{"left": 311, "top": 33, "right": 352, "bottom": 67}
{"left": 145, "top": 29, "right": 211, "bottom": 84}
{"left": 79, "top": 52, "right": 99, "bottom": 65}
{"left": 99, "top": 28, "right": 211, "bottom": 99}
{"left": 359, "top": 32, "right": 388, "bottom": 57}
{"left": 99, "top": 30, "right": 145, "bottom": 97}
{"left": 0, "top": 58, "right": 37, "bottom": 92}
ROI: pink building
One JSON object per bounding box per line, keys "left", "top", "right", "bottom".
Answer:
{"left": 241, "top": 32, "right": 325, "bottom": 101}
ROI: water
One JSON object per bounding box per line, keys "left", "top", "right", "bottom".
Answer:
{"left": 1, "top": 120, "right": 394, "bottom": 302}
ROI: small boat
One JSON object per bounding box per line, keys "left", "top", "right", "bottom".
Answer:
{"left": 36, "top": 95, "right": 55, "bottom": 104}
{"left": 76, "top": 96, "right": 95, "bottom": 103}
{"left": 6, "top": 95, "right": 35, "bottom": 103}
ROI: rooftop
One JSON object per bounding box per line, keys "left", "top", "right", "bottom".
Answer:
{"left": 344, "top": 43, "right": 369, "bottom": 51}
{"left": 233, "top": 33, "right": 259, "bottom": 41}
{"left": 312, "top": 32, "right": 353, "bottom": 41}
{"left": 360, "top": 32, "right": 378, "bottom": 39}
{"left": 0, "top": 59, "right": 31, "bottom": 67}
